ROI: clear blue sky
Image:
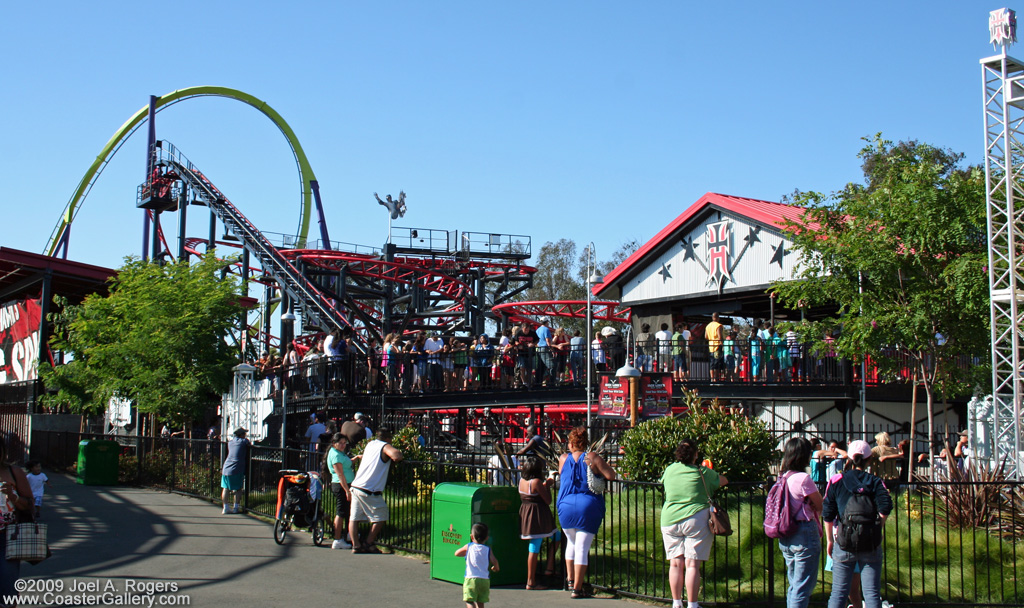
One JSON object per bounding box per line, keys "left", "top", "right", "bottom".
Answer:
{"left": 0, "top": 1, "right": 1004, "bottom": 272}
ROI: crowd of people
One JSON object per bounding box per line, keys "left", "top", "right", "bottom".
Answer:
{"left": 241, "top": 315, "right": 852, "bottom": 402}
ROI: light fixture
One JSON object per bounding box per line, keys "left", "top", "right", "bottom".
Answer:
{"left": 281, "top": 312, "right": 297, "bottom": 323}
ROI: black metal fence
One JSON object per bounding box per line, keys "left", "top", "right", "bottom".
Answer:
{"left": 31, "top": 430, "right": 1024, "bottom": 606}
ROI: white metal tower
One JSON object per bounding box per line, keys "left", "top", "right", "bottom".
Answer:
{"left": 982, "top": 7, "right": 1024, "bottom": 478}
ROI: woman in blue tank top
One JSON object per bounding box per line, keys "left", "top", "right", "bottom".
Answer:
{"left": 556, "top": 426, "right": 616, "bottom": 598}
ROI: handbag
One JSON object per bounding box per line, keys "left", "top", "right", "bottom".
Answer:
{"left": 698, "top": 466, "right": 732, "bottom": 536}
{"left": 585, "top": 453, "right": 607, "bottom": 494}
{"left": 6, "top": 521, "right": 49, "bottom": 564}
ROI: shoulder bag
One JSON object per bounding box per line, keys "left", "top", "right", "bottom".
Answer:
{"left": 585, "top": 453, "right": 607, "bottom": 494}
{"left": 698, "top": 466, "right": 732, "bottom": 536}
{"left": 4, "top": 467, "right": 49, "bottom": 564}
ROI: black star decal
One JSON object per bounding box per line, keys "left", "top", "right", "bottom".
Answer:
{"left": 658, "top": 263, "right": 672, "bottom": 282}
{"left": 744, "top": 226, "right": 761, "bottom": 246}
{"left": 680, "top": 237, "right": 699, "bottom": 261}
{"left": 770, "top": 242, "right": 789, "bottom": 268}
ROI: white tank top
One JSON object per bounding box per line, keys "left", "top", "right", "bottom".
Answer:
{"left": 464, "top": 542, "right": 491, "bottom": 579}
{"left": 352, "top": 440, "right": 392, "bottom": 493}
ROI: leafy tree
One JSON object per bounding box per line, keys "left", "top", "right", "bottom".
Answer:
{"left": 619, "top": 390, "right": 778, "bottom": 482}
{"left": 41, "top": 254, "right": 244, "bottom": 425}
{"left": 772, "top": 135, "right": 989, "bottom": 466}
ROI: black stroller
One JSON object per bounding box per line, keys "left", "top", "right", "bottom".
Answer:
{"left": 273, "top": 469, "right": 325, "bottom": 545}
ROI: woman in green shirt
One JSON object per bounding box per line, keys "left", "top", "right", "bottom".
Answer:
{"left": 660, "top": 438, "right": 729, "bottom": 608}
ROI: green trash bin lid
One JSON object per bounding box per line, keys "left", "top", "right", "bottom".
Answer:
{"left": 433, "top": 482, "right": 519, "bottom": 514}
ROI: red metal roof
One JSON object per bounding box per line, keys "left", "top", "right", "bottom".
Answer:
{"left": 594, "top": 192, "right": 806, "bottom": 296}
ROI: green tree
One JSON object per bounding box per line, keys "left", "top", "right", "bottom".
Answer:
{"left": 41, "top": 254, "right": 244, "bottom": 425}
{"left": 772, "top": 135, "right": 989, "bottom": 465}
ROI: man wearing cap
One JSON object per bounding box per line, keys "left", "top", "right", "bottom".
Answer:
{"left": 349, "top": 427, "right": 404, "bottom": 553}
{"left": 514, "top": 321, "right": 539, "bottom": 389}
{"left": 304, "top": 413, "right": 327, "bottom": 470}
{"left": 342, "top": 413, "right": 371, "bottom": 448}
{"left": 221, "top": 428, "right": 250, "bottom": 514}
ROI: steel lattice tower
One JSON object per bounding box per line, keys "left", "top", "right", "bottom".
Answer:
{"left": 982, "top": 48, "right": 1024, "bottom": 479}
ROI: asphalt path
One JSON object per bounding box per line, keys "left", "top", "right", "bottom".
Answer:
{"left": 19, "top": 473, "right": 619, "bottom": 607}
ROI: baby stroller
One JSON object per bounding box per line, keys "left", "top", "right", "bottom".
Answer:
{"left": 273, "top": 469, "right": 325, "bottom": 546}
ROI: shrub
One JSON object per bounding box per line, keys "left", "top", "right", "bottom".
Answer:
{"left": 619, "top": 389, "right": 778, "bottom": 483}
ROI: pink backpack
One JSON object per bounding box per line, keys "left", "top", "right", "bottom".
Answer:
{"left": 764, "top": 471, "right": 797, "bottom": 539}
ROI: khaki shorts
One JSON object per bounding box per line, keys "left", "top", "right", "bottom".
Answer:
{"left": 349, "top": 489, "right": 389, "bottom": 523}
{"left": 463, "top": 577, "right": 490, "bottom": 603}
{"left": 661, "top": 507, "right": 713, "bottom": 560}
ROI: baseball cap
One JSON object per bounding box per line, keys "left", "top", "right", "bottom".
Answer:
{"left": 355, "top": 412, "right": 366, "bottom": 420}
{"left": 847, "top": 440, "right": 872, "bottom": 460}
{"left": 234, "top": 427, "right": 248, "bottom": 437}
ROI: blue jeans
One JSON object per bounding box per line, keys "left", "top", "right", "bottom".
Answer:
{"left": 779, "top": 521, "right": 821, "bottom": 608}
{"left": 828, "top": 543, "right": 883, "bottom": 608}
{"left": 0, "top": 531, "right": 20, "bottom": 599}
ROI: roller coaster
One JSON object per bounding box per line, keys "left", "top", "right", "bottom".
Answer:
{"left": 47, "top": 87, "right": 631, "bottom": 353}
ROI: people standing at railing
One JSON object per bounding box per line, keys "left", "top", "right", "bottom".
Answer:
{"left": 810, "top": 438, "right": 838, "bottom": 495}
{"left": 868, "top": 432, "right": 901, "bottom": 492}
{"left": 365, "top": 338, "right": 380, "bottom": 393}
{"left": 655, "top": 323, "right": 672, "bottom": 373}
{"left": 349, "top": 427, "right": 404, "bottom": 554}
{"left": 536, "top": 317, "right": 554, "bottom": 386}
{"left": 786, "top": 325, "right": 803, "bottom": 382}
{"left": 514, "top": 321, "right": 538, "bottom": 389}
{"left": 518, "top": 455, "right": 558, "bottom": 590}
{"left": 303, "top": 340, "right": 323, "bottom": 395}
{"left": 569, "top": 330, "right": 586, "bottom": 386}
{"left": 660, "top": 437, "right": 728, "bottom": 608}
{"left": 551, "top": 327, "right": 570, "bottom": 385}
{"left": 775, "top": 437, "right": 824, "bottom": 608}
{"left": 591, "top": 333, "right": 607, "bottom": 372}
{"left": 283, "top": 344, "right": 299, "bottom": 392}
{"left": 304, "top": 413, "right": 327, "bottom": 470}
{"left": 498, "top": 328, "right": 515, "bottom": 389}
{"left": 775, "top": 326, "right": 791, "bottom": 382}
{"left": 705, "top": 313, "right": 725, "bottom": 382}
{"left": 603, "top": 326, "right": 625, "bottom": 371}
{"left": 426, "top": 332, "right": 444, "bottom": 392}
{"left": 672, "top": 323, "right": 691, "bottom": 381}
{"left": 401, "top": 337, "right": 415, "bottom": 394}
{"left": 556, "top": 426, "right": 617, "bottom": 599}
{"left": 473, "top": 335, "right": 494, "bottom": 390}
{"left": 765, "top": 324, "right": 782, "bottom": 381}
{"left": 449, "top": 337, "right": 468, "bottom": 391}
{"left": 636, "top": 323, "right": 653, "bottom": 372}
{"left": 723, "top": 330, "right": 738, "bottom": 381}
{"left": 749, "top": 321, "right": 765, "bottom": 381}
{"left": 823, "top": 440, "right": 892, "bottom": 608}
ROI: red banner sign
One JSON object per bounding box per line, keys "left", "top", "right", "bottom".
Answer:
{"left": 596, "top": 375, "right": 629, "bottom": 418}
{"left": 641, "top": 373, "right": 673, "bottom": 418}
{"left": 0, "top": 299, "right": 43, "bottom": 384}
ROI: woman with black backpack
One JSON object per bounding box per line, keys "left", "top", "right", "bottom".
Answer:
{"left": 822, "top": 439, "right": 893, "bottom": 608}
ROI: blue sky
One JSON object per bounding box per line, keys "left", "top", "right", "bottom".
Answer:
{"left": 0, "top": 1, "right": 1004, "bottom": 273}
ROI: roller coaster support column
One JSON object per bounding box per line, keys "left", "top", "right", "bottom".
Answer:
{"left": 241, "top": 249, "right": 250, "bottom": 358}
{"left": 177, "top": 185, "right": 188, "bottom": 262}
{"left": 280, "top": 291, "right": 293, "bottom": 346}
{"left": 150, "top": 212, "right": 161, "bottom": 261}
{"left": 207, "top": 210, "right": 217, "bottom": 254}
{"left": 474, "top": 268, "right": 486, "bottom": 336}
{"left": 383, "top": 243, "right": 396, "bottom": 335}
{"left": 263, "top": 283, "right": 273, "bottom": 356}
{"left": 142, "top": 96, "right": 157, "bottom": 261}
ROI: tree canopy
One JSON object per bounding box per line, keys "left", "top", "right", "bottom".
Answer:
{"left": 772, "top": 135, "right": 989, "bottom": 454}
{"left": 41, "top": 254, "right": 244, "bottom": 425}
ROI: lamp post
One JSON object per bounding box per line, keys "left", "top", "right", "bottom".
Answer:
{"left": 585, "top": 243, "right": 604, "bottom": 429}
{"left": 616, "top": 326, "right": 642, "bottom": 427}
{"left": 279, "top": 311, "right": 296, "bottom": 452}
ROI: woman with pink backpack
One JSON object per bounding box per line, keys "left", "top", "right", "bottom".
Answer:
{"left": 769, "top": 438, "right": 824, "bottom": 608}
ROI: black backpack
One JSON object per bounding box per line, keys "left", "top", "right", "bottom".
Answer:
{"left": 836, "top": 472, "right": 883, "bottom": 552}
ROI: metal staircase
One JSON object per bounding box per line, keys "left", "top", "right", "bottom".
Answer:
{"left": 147, "top": 140, "right": 352, "bottom": 337}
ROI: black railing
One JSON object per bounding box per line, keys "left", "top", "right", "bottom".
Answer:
{"left": 31, "top": 430, "right": 1024, "bottom": 606}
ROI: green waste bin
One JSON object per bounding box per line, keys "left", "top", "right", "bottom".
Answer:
{"left": 76, "top": 440, "right": 121, "bottom": 485}
{"left": 430, "top": 482, "right": 528, "bottom": 586}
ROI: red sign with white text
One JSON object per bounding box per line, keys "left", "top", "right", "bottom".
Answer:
{"left": 597, "top": 375, "right": 629, "bottom": 418}
{"left": 641, "top": 373, "right": 673, "bottom": 418}
{"left": 0, "top": 299, "right": 43, "bottom": 384}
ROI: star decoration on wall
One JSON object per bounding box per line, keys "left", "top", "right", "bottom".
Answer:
{"left": 680, "top": 237, "right": 699, "bottom": 261}
{"left": 770, "top": 242, "right": 790, "bottom": 268}
{"left": 658, "top": 263, "right": 672, "bottom": 281}
{"left": 744, "top": 226, "right": 761, "bottom": 246}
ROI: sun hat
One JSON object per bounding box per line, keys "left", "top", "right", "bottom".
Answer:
{"left": 847, "top": 439, "right": 872, "bottom": 460}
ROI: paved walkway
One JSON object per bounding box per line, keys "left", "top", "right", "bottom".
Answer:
{"left": 26, "top": 474, "right": 619, "bottom": 607}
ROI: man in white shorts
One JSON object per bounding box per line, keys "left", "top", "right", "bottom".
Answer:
{"left": 348, "top": 427, "right": 403, "bottom": 554}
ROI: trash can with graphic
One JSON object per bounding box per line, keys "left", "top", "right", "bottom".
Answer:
{"left": 76, "top": 440, "right": 121, "bottom": 485}
{"left": 430, "top": 482, "right": 528, "bottom": 585}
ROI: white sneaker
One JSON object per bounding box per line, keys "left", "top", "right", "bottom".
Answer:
{"left": 331, "top": 539, "right": 351, "bottom": 550}
{"left": 222, "top": 505, "right": 231, "bottom": 514}
{"left": 232, "top": 505, "right": 241, "bottom": 514}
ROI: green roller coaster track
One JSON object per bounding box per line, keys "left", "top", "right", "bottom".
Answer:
{"left": 45, "top": 86, "right": 317, "bottom": 257}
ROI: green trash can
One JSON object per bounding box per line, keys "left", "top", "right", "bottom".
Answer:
{"left": 77, "top": 440, "right": 121, "bottom": 485}
{"left": 430, "top": 482, "right": 528, "bottom": 586}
